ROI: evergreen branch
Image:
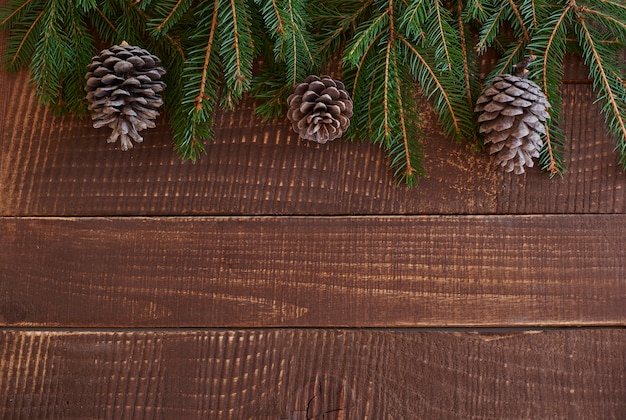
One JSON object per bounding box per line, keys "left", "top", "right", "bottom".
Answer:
{"left": 487, "top": 36, "right": 526, "bottom": 78}
{"left": 150, "top": 0, "right": 193, "bottom": 35}
{"left": 598, "top": 0, "right": 626, "bottom": 13}
{"left": 399, "top": 34, "right": 465, "bottom": 140}
{"left": 433, "top": 2, "right": 452, "bottom": 69}
{"left": 401, "top": 0, "right": 461, "bottom": 71}
{"left": 344, "top": 10, "right": 389, "bottom": 66}
{"left": 285, "top": 0, "right": 314, "bottom": 85}
{"left": 93, "top": 5, "right": 117, "bottom": 34}
{"left": 154, "top": 0, "right": 191, "bottom": 33}
{"left": 218, "top": 0, "right": 254, "bottom": 108}
{"left": 349, "top": 30, "right": 382, "bottom": 104}
{"left": 476, "top": 6, "right": 504, "bottom": 53}
{"left": 169, "top": 0, "right": 222, "bottom": 161}
{"left": 528, "top": 0, "right": 538, "bottom": 28}
{"left": 270, "top": 0, "right": 284, "bottom": 35}
{"left": 196, "top": 0, "right": 221, "bottom": 112}
{"left": 456, "top": 0, "right": 479, "bottom": 145}
{"left": 538, "top": 5, "right": 569, "bottom": 101}
{"left": 580, "top": 8, "right": 626, "bottom": 40}
{"left": 315, "top": 0, "right": 373, "bottom": 58}
{"left": 30, "top": 3, "right": 67, "bottom": 110}
{"left": 462, "top": 0, "right": 489, "bottom": 22}
{"left": 391, "top": 54, "right": 420, "bottom": 182}
{"left": 383, "top": 39, "right": 391, "bottom": 140}
{"left": 382, "top": 0, "right": 394, "bottom": 141}
{"left": 256, "top": 0, "right": 316, "bottom": 86}
{"left": 575, "top": 11, "right": 626, "bottom": 166}
{"left": 505, "top": 0, "right": 530, "bottom": 41}
{"left": 527, "top": 3, "right": 571, "bottom": 174}
{"left": 0, "top": 0, "right": 33, "bottom": 27}
{"left": 6, "top": 8, "right": 42, "bottom": 70}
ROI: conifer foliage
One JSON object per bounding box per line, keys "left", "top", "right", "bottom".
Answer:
{"left": 1, "top": 0, "right": 625, "bottom": 186}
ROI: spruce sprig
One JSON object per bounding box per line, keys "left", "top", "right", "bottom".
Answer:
{"left": 574, "top": 3, "right": 626, "bottom": 167}
{"left": 1, "top": 0, "right": 625, "bottom": 185}
{"left": 527, "top": 2, "right": 570, "bottom": 174}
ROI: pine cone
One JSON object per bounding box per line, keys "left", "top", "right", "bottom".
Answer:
{"left": 85, "top": 42, "right": 166, "bottom": 151}
{"left": 287, "top": 75, "right": 353, "bottom": 144}
{"left": 475, "top": 61, "right": 550, "bottom": 174}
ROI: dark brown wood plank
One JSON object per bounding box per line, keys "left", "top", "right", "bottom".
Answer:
{"left": 2, "top": 215, "right": 625, "bottom": 327}
{"left": 1, "top": 328, "right": 624, "bottom": 418}
{"left": 2, "top": 47, "right": 624, "bottom": 216}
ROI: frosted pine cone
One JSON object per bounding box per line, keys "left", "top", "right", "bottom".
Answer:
{"left": 475, "top": 58, "right": 551, "bottom": 174}
{"left": 287, "top": 75, "right": 353, "bottom": 144}
{"left": 85, "top": 42, "right": 166, "bottom": 151}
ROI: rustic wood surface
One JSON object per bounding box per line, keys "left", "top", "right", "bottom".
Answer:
{"left": 1, "top": 59, "right": 625, "bottom": 216}
{"left": 2, "top": 329, "right": 625, "bottom": 419}
{"left": 1, "top": 215, "right": 625, "bottom": 328}
{"left": 1, "top": 26, "right": 626, "bottom": 418}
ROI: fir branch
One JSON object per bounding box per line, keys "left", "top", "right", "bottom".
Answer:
{"left": 505, "top": 0, "right": 530, "bottom": 42}
{"left": 476, "top": 5, "right": 504, "bottom": 53}
{"left": 575, "top": 7, "right": 626, "bottom": 166}
{"left": 218, "top": 0, "right": 254, "bottom": 108}
{"left": 455, "top": 0, "right": 480, "bottom": 145}
{"left": 520, "top": 0, "right": 538, "bottom": 28}
{"left": 170, "top": 0, "right": 222, "bottom": 161}
{"left": 255, "top": 0, "right": 317, "bottom": 99}
{"left": 399, "top": 34, "right": 469, "bottom": 142}
{"left": 4, "top": 7, "right": 43, "bottom": 70}
{"left": 402, "top": 0, "right": 458, "bottom": 72}
{"left": 462, "top": 0, "right": 489, "bottom": 22}
{"left": 0, "top": 0, "right": 34, "bottom": 28}
{"left": 598, "top": 0, "right": 626, "bottom": 13}
{"left": 527, "top": 3, "right": 571, "bottom": 175}
{"left": 487, "top": 37, "right": 526, "bottom": 78}
{"left": 580, "top": 7, "right": 626, "bottom": 40}
{"left": 313, "top": 0, "right": 373, "bottom": 59}
{"left": 90, "top": 5, "right": 117, "bottom": 40}
{"left": 389, "top": 61, "right": 424, "bottom": 184}
{"left": 147, "top": 0, "right": 193, "bottom": 36}
{"left": 381, "top": 0, "right": 396, "bottom": 142}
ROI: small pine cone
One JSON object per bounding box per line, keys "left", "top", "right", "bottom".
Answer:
{"left": 287, "top": 75, "right": 353, "bottom": 144}
{"left": 85, "top": 42, "right": 166, "bottom": 151}
{"left": 475, "top": 72, "right": 550, "bottom": 174}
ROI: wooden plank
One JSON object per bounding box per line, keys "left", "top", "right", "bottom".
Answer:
{"left": 1, "top": 328, "right": 624, "bottom": 418}
{"left": 2, "top": 53, "right": 624, "bottom": 216}
{"left": 1, "top": 216, "right": 625, "bottom": 327}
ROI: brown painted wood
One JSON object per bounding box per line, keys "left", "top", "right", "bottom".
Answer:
{"left": 1, "top": 329, "right": 625, "bottom": 419}
{"left": 2, "top": 22, "right": 626, "bottom": 420}
{"left": 2, "top": 215, "right": 625, "bottom": 328}
{"left": 2, "top": 49, "right": 624, "bottom": 216}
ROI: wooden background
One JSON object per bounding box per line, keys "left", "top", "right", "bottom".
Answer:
{"left": 1, "top": 30, "right": 625, "bottom": 418}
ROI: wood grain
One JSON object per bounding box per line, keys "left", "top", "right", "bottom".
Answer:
{"left": 2, "top": 216, "right": 625, "bottom": 328}
{"left": 2, "top": 51, "right": 624, "bottom": 216}
{"left": 1, "top": 329, "right": 625, "bottom": 419}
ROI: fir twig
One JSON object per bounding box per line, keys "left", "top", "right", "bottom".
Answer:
{"left": 528, "top": 2, "right": 571, "bottom": 175}
{"left": 1, "top": 0, "right": 625, "bottom": 185}
{"left": 575, "top": 4, "right": 626, "bottom": 167}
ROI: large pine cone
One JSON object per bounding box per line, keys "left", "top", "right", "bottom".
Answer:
{"left": 475, "top": 72, "right": 550, "bottom": 174}
{"left": 287, "top": 75, "right": 353, "bottom": 144}
{"left": 85, "top": 42, "right": 166, "bottom": 151}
